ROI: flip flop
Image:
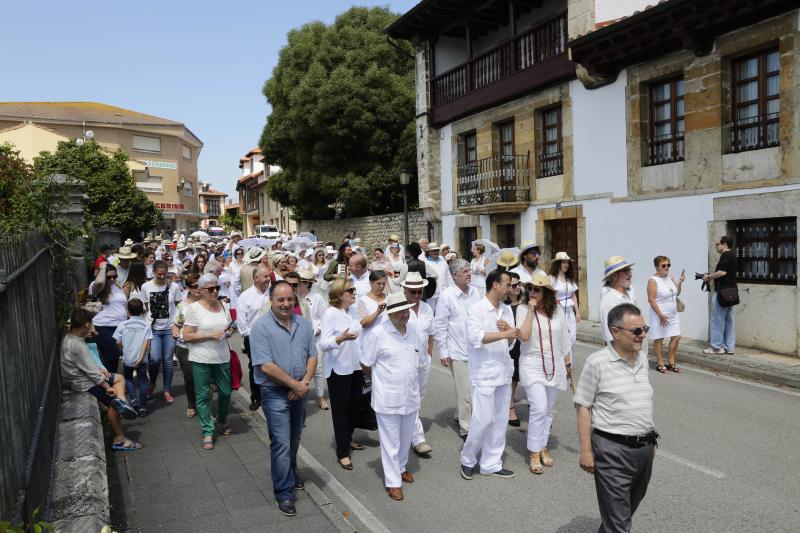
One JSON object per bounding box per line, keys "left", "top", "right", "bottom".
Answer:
{"left": 112, "top": 437, "right": 142, "bottom": 451}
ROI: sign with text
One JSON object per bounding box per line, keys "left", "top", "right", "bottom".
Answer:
{"left": 155, "top": 203, "right": 185, "bottom": 210}
{"left": 142, "top": 160, "right": 178, "bottom": 170}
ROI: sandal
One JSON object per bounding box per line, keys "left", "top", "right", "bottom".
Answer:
{"left": 508, "top": 407, "right": 521, "bottom": 427}
{"left": 666, "top": 363, "right": 682, "bottom": 373}
{"left": 202, "top": 436, "right": 214, "bottom": 450}
{"left": 338, "top": 457, "right": 353, "bottom": 470}
{"left": 541, "top": 448, "right": 554, "bottom": 467}
{"left": 350, "top": 441, "right": 365, "bottom": 451}
{"left": 112, "top": 437, "right": 142, "bottom": 452}
{"left": 219, "top": 425, "right": 233, "bottom": 436}
{"left": 529, "top": 453, "right": 543, "bottom": 475}
{"left": 656, "top": 365, "right": 667, "bottom": 374}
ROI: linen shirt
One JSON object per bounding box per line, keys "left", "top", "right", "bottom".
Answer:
{"left": 349, "top": 271, "right": 371, "bottom": 297}
{"left": 424, "top": 257, "right": 452, "bottom": 298}
{"left": 361, "top": 320, "right": 422, "bottom": 415}
{"left": 599, "top": 288, "right": 636, "bottom": 343}
{"left": 61, "top": 334, "right": 104, "bottom": 392}
{"left": 249, "top": 311, "right": 316, "bottom": 388}
{"left": 510, "top": 265, "right": 545, "bottom": 284}
{"left": 434, "top": 285, "right": 481, "bottom": 362}
{"left": 465, "top": 297, "right": 515, "bottom": 387}
{"left": 574, "top": 344, "right": 654, "bottom": 436}
{"left": 236, "top": 285, "right": 270, "bottom": 337}
{"left": 320, "top": 306, "right": 364, "bottom": 378}
{"left": 408, "top": 301, "right": 434, "bottom": 364}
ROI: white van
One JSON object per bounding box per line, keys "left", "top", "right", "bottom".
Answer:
{"left": 255, "top": 224, "right": 280, "bottom": 239}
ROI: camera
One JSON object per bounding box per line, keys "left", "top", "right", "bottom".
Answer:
{"left": 694, "top": 272, "right": 705, "bottom": 280}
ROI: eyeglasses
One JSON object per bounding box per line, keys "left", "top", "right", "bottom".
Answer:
{"left": 615, "top": 325, "right": 650, "bottom": 336}
{"left": 528, "top": 287, "right": 542, "bottom": 293}
{"left": 288, "top": 283, "right": 299, "bottom": 288}
{"left": 510, "top": 283, "right": 520, "bottom": 288}
{"left": 660, "top": 263, "right": 671, "bottom": 268}
{"left": 406, "top": 289, "right": 423, "bottom": 295}
{"left": 204, "top": 286, "right": 221, "bottom": 293}
{"left": 107, "top": 275, "right": 118, "bottom": 280}
{"left": 620, "top": 268, "right": 633, "bottom": 274}
{"left": 188, "top": 284, "right": 198, "bottom": 289}
{"left": 345, "top": 288, "right": 356, "bottom": 294}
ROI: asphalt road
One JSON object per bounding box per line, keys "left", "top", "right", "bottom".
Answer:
{"left": 233, "top": 337, "right": 800, "bottom": 533}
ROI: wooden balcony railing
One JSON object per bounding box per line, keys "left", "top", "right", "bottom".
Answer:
{"left": 727, "top": 113, "right": 780, "bottom": 153}
{"left": 457, "top": 153, "right": 530, "bottom": 209}
{"left": 433, "top": 15, "right": 567, "bottom": 107}
{"left": 645, "top": 133, "right": 685, "bottom": 166}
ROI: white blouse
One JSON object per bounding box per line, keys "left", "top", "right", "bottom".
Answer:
{"left": 515, "top": 305, "right": 570, "bottom": 390}
{"left": 320, "top": 306, "right": 363, "bottom": 378}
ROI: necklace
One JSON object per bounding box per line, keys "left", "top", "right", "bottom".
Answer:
{"left": 534, "top": 310, "right": 555, "bottom": 381}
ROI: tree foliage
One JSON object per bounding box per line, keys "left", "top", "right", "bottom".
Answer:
{"left": 33, "top": 140, "right": 162, "bottom": 239}
{"left": 0, "top": 143, "right": 56, "bottom": 236}
{"left": 220, "top": 210, "right": 243, "bottom": 231}
{"left": 260, "top": 6, "right": 417, "bottom": 220}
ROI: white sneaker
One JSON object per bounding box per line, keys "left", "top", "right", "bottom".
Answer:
{"left": 414, "top": 442, "right": 432, "bottom": 455}
{"left": 703, "top": 347, "right": 725, "bottom": 355}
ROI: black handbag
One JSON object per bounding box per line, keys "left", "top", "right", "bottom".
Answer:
{"left": 354, "top": 374, "right": 378, "bottom": 431}
{"left": 717, "top": 286, "right": 739, "bottom": 307}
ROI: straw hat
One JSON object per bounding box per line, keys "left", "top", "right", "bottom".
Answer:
{"left": 552, "top": 251, "right": 573, "bottom": 262}
{"left": 116, "top": 246, "right": 137, "bottom": 260}
{"left": 495, "top": 250, "right": 519, "bottom": 268}
{"left": 176, "top": 245, "right": 188, "bottom": 253}
{"left": 246, "top": 247, "right": 267, "bottom": 264}
{"left": 528, "top": 271, "right": 555, "bottom": 292}
{"left": 298, "top": 269, "right": 317, "bottom": 283}
{"left": 123, "top": 238, "right": 134, "bottom": 246}
{"left": 602, "top": 256, "right": 635, "bottom": 280}
{"left": 400, "top": 271, "right": 429, "bottom": 288}
{"left": 388, "top": 234, "right": 401, "bottom": 242}
{"left": 385, "top": 292, "right": 415, "bottom": 315}
{"left": 519, "top": 241, "right": 540, "bottom": 256}
{"left": 427, "top": 242, "right": 441, "bottom": 251}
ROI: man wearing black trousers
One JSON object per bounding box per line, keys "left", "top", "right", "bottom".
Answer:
{"left": 236, "top": 265, "right": 271, "bottom": 410}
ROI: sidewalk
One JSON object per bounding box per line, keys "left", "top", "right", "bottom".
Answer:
{"left": 107, "top": 365, "right": 352, "bottom": 532}
{"left": 576, "top": 320, "right": 800, "bottom": 390}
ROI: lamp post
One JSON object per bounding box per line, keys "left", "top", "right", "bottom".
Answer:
{"left": 399, "top": 168, "right": 413, "bottom": 246}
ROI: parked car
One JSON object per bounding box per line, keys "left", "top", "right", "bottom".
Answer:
{"left": 208, "top": 226, "right": 226, "bottom": 238}
{"left": 255, "top": 224, "right": 280, "bottom": 239}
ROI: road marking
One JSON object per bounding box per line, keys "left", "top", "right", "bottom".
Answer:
{"left": 656, "top": 449, "right": 727, "bottom": 479}
{"left": 234, "top": 388, "right": 392, "bottom": 533}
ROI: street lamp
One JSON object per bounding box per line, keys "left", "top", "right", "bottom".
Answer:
{"left": 75, "top": 129, "right": 94, "bottom": 146}
{"left": 399, "top": 168, "right": 413, "bottom": 246}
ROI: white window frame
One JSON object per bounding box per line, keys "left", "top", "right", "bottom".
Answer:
{"left": 182, "top": 180, "right": 193, "bottom": 197}
{"left": 182, "top": 145, "right": 191, "bottom": 160}
{"left": 132, "top": 135, "right": 161, "bottom": 154}
{"left": 135, "top": 175, "right": 163, "bottom": 193}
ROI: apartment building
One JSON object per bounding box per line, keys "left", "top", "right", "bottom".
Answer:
{"left": 199, "top": 184, "right": 228, "bottom": 229}
{"left": 235, "top": 147, "right": 296, "bottom": 236}
{"left": 388, "top": 0, "right": 800, "bottom": 355}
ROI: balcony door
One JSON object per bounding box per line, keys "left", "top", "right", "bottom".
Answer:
{"left": 498, "top": 121, "right": 514, "bottom": 201}
{"left": 548, "top": 218, "right": 578, "bottom": 274}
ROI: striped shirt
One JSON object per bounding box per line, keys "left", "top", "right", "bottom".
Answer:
{"left": 574, "top": 344, "right": 654, "bottom": 436}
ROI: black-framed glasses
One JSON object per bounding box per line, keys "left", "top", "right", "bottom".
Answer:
{"left": 615, "top": 326, "right": 650, "bottom": 336}
{"left": 204, "top": 286, "right": 221, "bottom": 293}
{"left": 660, "top": 263, "right": 671, "bottom": 268}
{"left": 510, "top": 283, "right": 520, "bottom": 289}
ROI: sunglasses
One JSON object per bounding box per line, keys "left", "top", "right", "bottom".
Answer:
{"left": 107, "top": 275, "right": 118, "bottom": 280}
{"left": 510, "top": 283, "right": 520, "bottom": 288}
{"left": 345, "top": 288, "right": 356, "bottom": 294}
{"left": 528, "top": 286, "right": 542, "bottom": 293}
{"left": 288, "top": 283, "right": 299, "bottom": 288}
{"left": 660, "top": 263, "right": 671, "bottom": 268}
{"left": 165, "top": 257, "right": 173, "bottom": 261}
{"left": 204, "top": 286, "right": 221, "bottom": 293}
{"left": 616, "top": 325, "right": 650, "bottom": 336}
{"left": 188, "top": 283, "right": 198, "bottom": 289}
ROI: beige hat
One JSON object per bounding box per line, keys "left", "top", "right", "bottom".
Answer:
{"left": 388, "top": 234, "right": 401, "bottom": 242}
{"left": 246, "top": 247, "right": 267, "bottom": 264}
{"left": 602, "top": 256, "right": 635, "bottom": 280}
{"left": 298, "top": 269, "right": 316, "bottom": 283}
{"left": 385, "top": 292, "right": 415, "bottom": 315}
{"left": 552, "top": 251, "right": 573, "bottom": 262}
{"left": 176, "top": 245, "right": 188, "bottom": 253}
{"left": 519, "top": 241, "right": 540, "bottom": 256}
{"left": 124, "top": 238, "right": 134, "bottom": 246}
{"left": 496, "top": 250, "right": 519, "bottom": 268}
{"left": 116, "top": 246, "right": 137, "bottom": 260}
{"left": 528, "top": 271, "right": 555, "bottom": 292}
{"left": 401, "top": 271, "right": 429, "bottom": 288}
{"left": 427, "top": 242, "right": 441, "bottom": 251}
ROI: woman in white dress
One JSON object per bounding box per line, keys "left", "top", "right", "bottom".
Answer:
{"left": 356, "top": 271, "right": 388, "bottom": 336}
{"left": 385, "top": 242, "right": 405, "bottom": 293}
{"left": 516, "top": 272, "right": 571, "bottom": 475}
{"left": 548, "top": 252, "right": 580, "bottom": 362}
{"left": 227, "top": 245, "right": 246, "bottom": 299}
{"left": 647, "top": 255, "right": 685, "bottom": 373}
{"left": 469, "top": 244, "right": 489, "bottom": 297}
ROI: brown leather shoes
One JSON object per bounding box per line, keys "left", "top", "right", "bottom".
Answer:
{"left": 401, "top": 471, "right": 414, "bottom": 483}
{"left": 386, "top": 487, "right": 404, "bottom": 501}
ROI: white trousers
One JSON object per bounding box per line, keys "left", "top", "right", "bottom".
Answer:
{"left": 376, "top": 412, "right": 416, "bottom": 488}
{"left": 460, "top": 383, "right": 511, "bottom": 473}
{"left": 449, "top": 360, "right": 472, "bottom": 436}
{"left": 413, "top": 357, "right": 432, "bottom": 446}
{"left": 525, "top": 382, "right": 558, "bottom": 452}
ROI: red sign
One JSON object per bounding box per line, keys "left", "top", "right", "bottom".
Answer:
{"left": 154, "top": 203, "right": 185, "bottom": 210}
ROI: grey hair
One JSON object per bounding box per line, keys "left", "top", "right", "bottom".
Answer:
{"left": 204, "top": 259, "right": 222, "bottom": 274}
{"left": 449, "top": 258, "right": 469, "bottom": 275}
{"left": 607, "top": 303, "right": 642, "bottom": 332}
{"left": 197, "top": 273, "right": 218, "bottom": 289}
{"left": 254, "top": 265, "right": 271, "bottom": 279}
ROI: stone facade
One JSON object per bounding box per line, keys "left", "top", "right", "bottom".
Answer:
{"left": 298, "top": 210, "right": 430, "bottom": 253}
{"left": 414, "top": 40, "right": 442, "bottom": 225}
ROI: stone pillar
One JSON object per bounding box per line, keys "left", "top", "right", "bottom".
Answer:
{"left": 50, "top": 173, "right": 88, "bottom": 301}
{"left": 414, "top": 39, "right": 442, "bottom": 235}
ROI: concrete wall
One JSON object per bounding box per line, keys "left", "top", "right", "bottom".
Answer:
{"left": 298, "top": 210, "right": 429, "bottom": 254}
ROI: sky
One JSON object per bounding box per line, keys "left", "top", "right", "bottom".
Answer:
{"left": 1, "top": 0, "right": 419, "bottom": 200}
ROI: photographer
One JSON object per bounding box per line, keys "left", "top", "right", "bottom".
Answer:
{"left": 702, "top": 236, "right": 737, "bottom": 355}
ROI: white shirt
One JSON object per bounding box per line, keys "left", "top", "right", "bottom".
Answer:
{"left": 237, "top": 285, "right": 270, "bottom": 337}
{"left": 510, "top": 264, "right": 545, "bottom": 284}
{"left": 89, "top": 282, "right": 128, "bottom": 327}
{"left": 466, "top": 297, "right": 515, "bottom": 387}
{"left": 361, "top": 319, "right": 422, "bottom": 415}
{"left": 320, "top": 306, "right": 363, "bottom": 378}
{"left": 184, "top": 302, "right": 232, "bottom": 364}
{"left": 349, "top": 271, "right": 371, "bottom": 297}
{"left": 112, "top": 317, "right": 153, "bottom": 367}
{"left": 424, "top": 257, "right": 452, "bottom": 298}
{"left": 599, "top": 288, "right": 636, "bottom": 343}
{"left": 574, "top": 344, "right": 654, "bottom": 436}
{"left": 304, "top": 291, "right": 328, "bottom": 334}
{"left": 516, "top": 306, "right": 570, "bottom": 390}
{"left": 355, "top": 294, "right": 387, "bottom": 334}
{"left": 141, "top": 281, "right": 183, "bottom": 331}
{"left": 409, "top": 300, "right": 434, "bottom": 349}
{"left": 434, "top": 285, "right": 481, "bottom": 362}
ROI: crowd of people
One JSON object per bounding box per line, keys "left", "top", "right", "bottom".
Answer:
{"left": 63, "top": 228, "right": 739, "bottom": 528}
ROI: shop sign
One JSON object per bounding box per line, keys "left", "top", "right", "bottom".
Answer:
{"left": 155, "top": 203, "right": 185, "bottom": 210}
{"left": 142, "top": 160, "right": 178, "bottom": 170}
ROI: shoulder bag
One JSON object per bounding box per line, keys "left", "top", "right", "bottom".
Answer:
{"left": 717, "top": 286, "right": 739, "bottom": 307}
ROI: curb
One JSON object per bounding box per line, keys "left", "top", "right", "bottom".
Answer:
{"left": 575, "top": 329, "right": 800, "bottom": 391}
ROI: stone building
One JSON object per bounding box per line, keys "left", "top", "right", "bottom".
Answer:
{"left": 0, "top": 102, "right": 204, "bottom": 232}
{"left": 235, "top": 147, "right": 296, "bottom": 237}
{"left": 388, "top": 0, "right": 800, "bottom": 355}
{"left": 198, "top": 184, "right": 227, "bottom": 229}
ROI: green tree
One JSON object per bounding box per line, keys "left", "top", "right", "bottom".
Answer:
{"left": 219, "top": 211, "right": 243, "bottom": 231}
{"left": 259, "top": 6, "right": 417, "bottom": 220}
{"left": 0, "top": 142, "right": 55, "bottom": 236}
{"left": 34, "top": 140, "right": 162, "bottom": 239}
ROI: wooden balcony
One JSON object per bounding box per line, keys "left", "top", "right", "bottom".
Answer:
{"left": 456, "top": 153, "right": 530, "bottom": 213}
{"left": 430, "top": 14, "right": 574, "bottom": 126}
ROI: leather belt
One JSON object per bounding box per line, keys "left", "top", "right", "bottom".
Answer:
{"left": 593, "top": 428, "right": 659, "bottom": 448}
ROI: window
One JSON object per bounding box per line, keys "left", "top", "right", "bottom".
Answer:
{"left": 205, "top": 200, "right": 220, "bottom": 217}
{"left": 538, "top": 106, "right": 563, "bottom": 177}
{"left": 459, "top": 226, "right": 478, "bottom": 260}
{"left": 182, "top": 145, "right": 191, "bottom": 161}
{"left": 135, "top": 175, "right": 162, "bottom": 193}
{"left": 132, "top": 135, "right": 161, "bottom": 153}
{"left": 463, "top": 131, "right": 477, "bottom": 164}
{"left": 496, "top": 224, "right": 515, "bottom": 249}
{"left": 734, "top": 217, "right": 796, "bottom": 284}
{"left": 457, "top": 131, "right": 479, "bottom": 198}
{"left": 647, "top": 77, "right": 684, "bottom": 165}
{"left": 182, "top": 180, "right": 193, "bottom": 197}
{"left": 730, "top": 48, "right": 780, "bottom": 152}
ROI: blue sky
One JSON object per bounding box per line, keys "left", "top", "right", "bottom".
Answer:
{"left": 1, "top": 0, "right": 419, "bottom": 199}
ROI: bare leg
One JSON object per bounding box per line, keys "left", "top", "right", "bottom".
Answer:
{"left": 112, "top": 374, "right": 128, "bottom": 401}
{"left": 667, "top": 336, "right": 681, "bottom": 366}
{"left": 653, "top": 339, "right": 664, "bottom": 368}
{"left": 509, "top": 381, "right": 519, "bottom": 421}
{"left": 107, "top": 406, "right": 125, "bottom": 440}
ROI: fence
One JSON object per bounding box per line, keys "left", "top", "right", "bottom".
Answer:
{"left": 0, "top": 232, "right": 62, "bottom": 524}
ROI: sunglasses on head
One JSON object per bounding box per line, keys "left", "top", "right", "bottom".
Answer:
{"left": 204, "top": 286, "right": 221, "bottom": 293}
{"left": 616, "top": 325, "right": 650, "bottom": 336}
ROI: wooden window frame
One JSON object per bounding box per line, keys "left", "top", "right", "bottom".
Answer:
{"left": 646, "top": 76, "right": 684, "bottom": 165}
{"left": 538, "top": 105, "right": 563, "bottom": 178}
{"left": 462, "top": 130, "right": 477, "bottom": 164}
{"left": 729, "top": 47, "right": 780, "bottom": 152}
{"left": 734, "top": 217, "right": 797, "bottom": 285}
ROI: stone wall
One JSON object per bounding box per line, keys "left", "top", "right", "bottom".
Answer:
{"left": 298, "top": 210, "right": 430, "bottom": 253}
